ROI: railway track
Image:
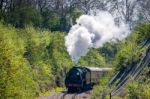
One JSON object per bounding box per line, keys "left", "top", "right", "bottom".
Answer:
{"left": 39, "top": 90, "right": 91, "bottom": 99}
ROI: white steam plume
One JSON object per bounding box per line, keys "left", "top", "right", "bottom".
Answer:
{"left": 65, "top": 11, "right": 130, "bottom": 63}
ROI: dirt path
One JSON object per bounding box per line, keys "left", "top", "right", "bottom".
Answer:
{"left": 39, "top": 90, "right": 92, "bottom": 99}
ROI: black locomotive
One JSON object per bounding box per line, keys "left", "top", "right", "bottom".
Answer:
{"left": 65, "top": 66, "right": 112, "bottom": 92}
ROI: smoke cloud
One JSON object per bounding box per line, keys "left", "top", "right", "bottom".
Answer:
{"left": 65, "top": 11, "right": 130, "bottom": 63}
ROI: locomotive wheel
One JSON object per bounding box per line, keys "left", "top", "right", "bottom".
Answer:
{"left": 67, "top": 88, "right": 72, "bottom": 93}
{"left": 67, "top": 87, "right": 77, "bottom": 93}
{"left": 77, "top": 87, "right": 82, "bottom": 93}
{"left": 67, "top": 87, "right": 83, "bottom": 93}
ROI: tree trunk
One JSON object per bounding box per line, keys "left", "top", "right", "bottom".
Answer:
{"left": 0, "top": 0, "right": 4, "bottom": 11}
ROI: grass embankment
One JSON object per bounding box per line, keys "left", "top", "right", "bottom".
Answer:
{"left": 39, "top": 87, "right": 65, "bottom": 97}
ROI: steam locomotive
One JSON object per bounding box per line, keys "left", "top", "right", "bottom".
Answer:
{"left": 65, "top": 66, "right": 112, "bottom": 92}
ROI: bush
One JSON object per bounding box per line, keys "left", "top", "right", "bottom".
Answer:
{"left": 78, "top": 49, "right": 106, "bottom": 67}
{"left": 0, "top": 23, "right": 73, "bottom": 98}
{"left": 126, "top": 81, "right": 150, "bottom": 99}
{"left": 0, "top": 23, "right": 36, "bottom": 98}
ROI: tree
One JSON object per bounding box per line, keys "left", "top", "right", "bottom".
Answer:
{"left": 138, "top": 0, "right": 150, "bottom": 22}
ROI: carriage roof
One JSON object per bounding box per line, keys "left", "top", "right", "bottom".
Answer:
{"left": 85, "top": 67, "right": 112, "bottom": 72}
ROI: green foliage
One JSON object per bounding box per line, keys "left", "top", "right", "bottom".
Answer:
{"left": 137, "top": 67, "right": 150, "bottom": 84}
{"left": 126, "top": 81, "right": 140, "bottom": 99}
{"left": 114, "top": 32, "right": 141, "bottom": 70}
{"left": 23, "top": 26, "right": 54, "bottom": 93}
{"left": 41, "top": 11, "right": 60, "bottom": 31}
{"left": 99, "top": 43, "right": 120, "bottom": 63}
{"left": 0, "top": 23, "right": 36, "bottom": 98}
{"left": 78, "top": 49, "right": 106, "bottom": 67}
{"left": 134, "top": 23, "right": 150, "bottom": 43}
{"left": 0, "top": 22, "right": 73, "bottom": 98}
{"left": 5, "top": 6, "right": 42, "bottom": 28}
{"left": 48, "top": 32, "right": 73, "bottom": 86}
{"left": 126, "top": 81, "right": 150, "bottom": 99}
{"left": 39, "top": 87, "right": 64, "bottom": 97}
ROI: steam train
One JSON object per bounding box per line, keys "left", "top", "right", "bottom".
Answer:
{"left": 65, "top": 66, "right": 112, "bottom": 92}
